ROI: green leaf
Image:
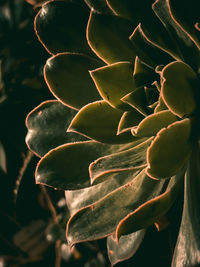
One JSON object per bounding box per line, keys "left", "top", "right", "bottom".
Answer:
{"left": 84, "top": 0, "right": 112, "bottom": 14}
{"left": 87, "top": 10, "right": 136, "bottom": 64}
{"left": 107, "top": 230, "right": 146, "bottom": 266}
{"left": 154, "top": 95, "right": 167, "bottom": 113}
{"left": 161, "top": 61, "right": 198, "bottom": 117}
{"left": 130, "top": 25, "right": 172, "bottom": 68}
{"left": 146, "top": 119, "right": 192, "bottom": 179}
{"left": 90, "top": 62, "right": 135, "bottom": 111}
{"left": 68, "top": 100, "right": 137, "bottom": 144}
{"left": 133, "top": 57, "right": 158, "bottom": 87}
{"left": 34, "top": 1, "right": 92, "bottom": 55}
{"left": 66, "top": 169, "right": 141, "bottom": 215}
{"left": 44, "top": 53, "right": 103, "bottom": 110}
{"left": 172, "top": 146, "right": 200, "bottom": 267}
{"left": 121, "top": 87, "right": 149, "bottom": 116}
{"left": 117, "top": 110, "right": 144, "bottom": 135}
{"left": 153, "top": 0, "right": 200, "bottom": 71}
{"left": 116, "top": 171, "right": 184, "bottom": 239}
{"left": 133, "top": 110, "right": 178, "bottom": 137}
{"left": 36, "top": 140, "right": 131, "bottom": 190}
{"left": 89, "top": 138, "right": 152, "bottom": 184}
{"left": 168, "top": 0, "right": 200, "bottom": 51}
{"left": 106, "top": 0, "right": 154, "bottom": 27}
{"left": 25, "top": 101, "right": 85, "bottom": 157}
{"left": 66, "top": 169, "right": 165, "bottom": 246}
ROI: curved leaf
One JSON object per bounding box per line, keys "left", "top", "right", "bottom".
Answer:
{"left": 68, "top": 100, "right": 137, "bottom": 144}
{"left": 90, "top": 62, "right": 135, "bottom": 110}
{"left": 66, "top": 169, "right": 165, "bottom": 246}
{"left": 44, "top": 53, "right": 103, "bottom": 110}
{"left": 133, "top": 110, "right": 178, "bottom": 137}
{"left": 84, "top": 0, "right": 112, "bottom": 14}
{"left": 89, "top": 138, "right": 152, "bottom": 184}
{"left": 153, "top": 0, "right": 200, "bottom": 71}
{"left": 130, "top": 25, "right": 172, "bottom": 68}
{"left": 172, "top": 146, "right": 200, "bottom": 267}
{"left": 117, "top": 110, "right": 144, "bottom": 134}
{"left": 106, "top": 0, "right": 154, "bottom": 27}
{"left": 161, "top": 61, "right": 198, "bottom": 118}
{"left": 35, "top": 140, "right": 133, "bottom": 190}
{"left": 66, "top": 169, "right": 141, "bottom": 215}
{"left": 34, "top": 1, "right": 92, "bottom": 55}
{"left": 146, "top": 119, "right": 192, "bottom": 179}
{"left": 116, "top": 171, "right": 184, "bottom": 239}
{"left": 168, "top": 0, "right": 200, "bottom": 51}
{"left": 121, "top": 87, "right": 149, "bottom": 116}
{"left": 87, "top": 10, "right": 136, "bottom": 64}
{"left": 25, "top": 100, "right": 85, "bottom": 157}
{"left": 107, "top": 230, "right": 146, "bottom": 266}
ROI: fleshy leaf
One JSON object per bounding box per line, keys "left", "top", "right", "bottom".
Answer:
{"left": 66, "top": 169, "right": 141, "bottom": 215}
{"left": 117, "top": 111, "right": 144, "bottom": 134}
{"left": 34, "top": 1, "right": 92, "bottom": 55}
{"left": 89, "top": 138, "right": 152, "bottom": 184}
{"left": 168, "top": 0, "right": 200, "bottom": 51}
{"left": 68, "top": 100, "right": 137, "bottom": 144}
{"left": 87, "top": 10, "right": 136, "bottom": 64}
{"left": 153, "top": 0, "right": 200, "bottom": 71}
{"left": 35, "top": 141, "right": 124, "bottom": 190}
{"left": 90, "top": 62, "right": 135, "bottom": 110}
{"left": 146, "top": 119, "right": 192, "bottom": 179}
{"left": 44, "top": 53, "right": 103, "bottom": 110}
{"left": 84, "top": 0, "right": 112, "bottom": 14}
{"left": 66, "top": 169, "right": 165, "bottom": 246}
{"left": 172, "top": 146, "right": 200, "bottom": 267}
{"left": 107, "top": 230, "right": 146, "bottom": 266}
{"left": 106, "top": 0, "right": 154, "bottom": 27}
{"left": 130, "top": 25, "right": 172, "bottom": 68}
{"left": 121, "top": 87, "right": 149, "bottom": 116}
{"left": 161, "top": 61, "right": 198, "bottom": 117}
{"left": 116, "top": 171, "right": 184, "bottom": 239}
{"left": 133, "top": 110, "right": 178, "bottom": 137}
{"left": 154, "top": 95, "right": 167, "bottom": 113}
{"left": 25, "top": 100, "right": 85, "bottom": 157}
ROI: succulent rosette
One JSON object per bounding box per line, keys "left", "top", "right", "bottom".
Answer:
{"left": 26, "top": 0, "right": 200, "bottom": 265}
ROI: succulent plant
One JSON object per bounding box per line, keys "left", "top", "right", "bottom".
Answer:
{"left": 26, "top": 0, "right": 200, "bottom": 265}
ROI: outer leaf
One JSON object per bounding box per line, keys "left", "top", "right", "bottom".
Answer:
{"left": 161, "top": 61, "right": 198, "bottom": 118}
{"left": 116, "top": 171, "right": 184, "bottom": 239}
{"left": 172, "top": 146, "right": 200, "bottom": 267}
{"left": 153, "top": 0, "right": 200, "bottom": 71}
{"left": 146, "top": 119, "right": 192, "bottom": 179}
{"left": 87, "top": 10, "right": 136, "bottom": 64}
{"left": 90, "top": 62, "right": 135, "bottom": 110}
{"left": 25, "top": 100, "right": 85, "bottom": 157}
{"left": 66, "top": 169, "right": 165, "bottom": 246}
{"left": 106, "top": 0, "right": 155, "bottom": 28}
{"left": 117, "top": 111, "right": 144, "bottom": 134}
{"left": 107, "top": 230, "right": 146, "bottom": 266}
{"left": 34, "top": 1, "right": 92, "bottom": 55}
{"left": 44, "top": 53, "right": 103, "bottom": 110}
{"left": 130, "top": 25, "right": 172, "bottom": 68}
{"left": 84, "top": 0, "right": 112, "bottom": 14}
{"left": 66, "top": 169, "right": 141, "bottom": 215}
{"left": 121, "top": 87, "right": 149, "bottom": 116}
{"left": 89, "top": 138, "right": 152, "bottom": 184}
{"left": 68, "top": 100, "right": 137, "bottom": 144}
{"left": 168, "top": 0, "right": 200, "bottom": 51}
{"left": 35, "top": 140, "right": 131, "bottom": 190}
{"left": 132, "top": 110, "right": 178, "bottom": 137}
